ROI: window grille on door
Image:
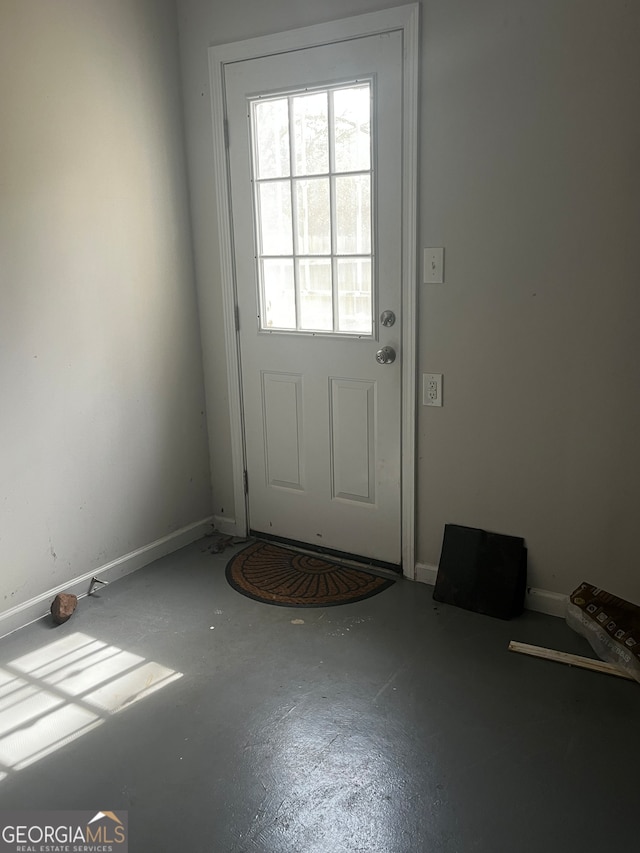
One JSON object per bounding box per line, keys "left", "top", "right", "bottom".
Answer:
{"left": 249, "top": 81, "right": 373, "bottom": 335}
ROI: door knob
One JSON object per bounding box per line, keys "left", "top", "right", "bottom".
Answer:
{"left": 376, "top": 346, "right": 396, "bottom": 365}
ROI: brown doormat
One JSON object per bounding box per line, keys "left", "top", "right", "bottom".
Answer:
{"left": 225, "top": 541, "right": 395, "bottom": 608}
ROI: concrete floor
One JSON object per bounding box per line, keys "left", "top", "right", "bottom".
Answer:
{"left": 1, "top": 539, "right": 638, "bottom": 852}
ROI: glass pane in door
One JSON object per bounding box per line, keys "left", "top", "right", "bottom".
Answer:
{"left": 335, "top": 175, "right": 371, "bottom": 255}
{"left": 262, "top": 259, "right": 296, "bottom": 329}
{"left": 254, "top": 98, "right": 290, "bottom": 178}
{"left": 298, "top": 258, "right": 333, "bottom": 331}
{"left": 258, "top": 182, "right": 293, "bottom": 255}
{"left": 333, "top": 85, "right": 371, "bottom": 172}
{"left": 295, "top": 178, "right": 330, "bottom": 255}
{"left": 336, "top": 258, "right": 371, "bottom": 333}
{"left": 251, "top": 82, "right": 373, "bottom": 335}
{"left": 293, "top": 92, "right": 329, "bottom": 175}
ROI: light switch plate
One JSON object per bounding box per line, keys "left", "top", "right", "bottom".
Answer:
{"left": 424, "top": 248, "right": 444, "bottom": 284}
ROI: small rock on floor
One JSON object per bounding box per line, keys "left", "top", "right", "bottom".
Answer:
{"left": 51, "top": 592, "right": 78, "bottom": 624}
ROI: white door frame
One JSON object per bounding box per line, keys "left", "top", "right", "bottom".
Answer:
{"left": 208, "top": 3, "right": 419, "bottom": 578}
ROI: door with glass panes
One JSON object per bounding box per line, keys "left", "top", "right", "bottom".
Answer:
{"left": 225, "top": 31, "right": 402, "bottom": 566}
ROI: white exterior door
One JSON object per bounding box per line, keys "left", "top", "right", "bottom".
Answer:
{"left": 225, "top": 30, "right": 404, "bottom": 567}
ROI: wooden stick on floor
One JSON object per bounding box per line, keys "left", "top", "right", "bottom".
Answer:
{"left": 508, "top": 640, "right": 636, "bottom": 681}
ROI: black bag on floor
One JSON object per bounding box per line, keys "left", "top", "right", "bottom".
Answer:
{"left": 433, "top": 524, "right": 527, "bottom": 619}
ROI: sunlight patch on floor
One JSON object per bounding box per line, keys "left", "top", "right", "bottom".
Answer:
{"left": 0, "top": 632, "right": 182, "bottom": 779}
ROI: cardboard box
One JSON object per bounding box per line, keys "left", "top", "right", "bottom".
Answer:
{"left": 567, "top": 583, "right": 640, "bottom": 683}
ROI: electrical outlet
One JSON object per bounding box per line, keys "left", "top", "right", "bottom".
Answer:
{"left": 423, "top": 373, "right": 443, "bottom": 407}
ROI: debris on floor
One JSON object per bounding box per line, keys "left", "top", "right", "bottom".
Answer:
{"left": 202, "top": 529, "right": 248, "bottom": 555}
{"left": 88, "top": 576, "right": 109, "bottom": 595}
{"left": 51, "top": 592, "right": 78, "bottom": 624}
{"left": 566, "top": 582, "right": 640, "bottom": 683}
{"left": 508, "top": 640, "right": 633, "bottom": 681}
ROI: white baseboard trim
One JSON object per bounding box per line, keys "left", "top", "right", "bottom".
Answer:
{"left": 525, "top": 587, "right": 568, "bottom": 618}
{"left": 212, "top": 515, "right": 239, "bottom": 536}
{"left": 415, "top": 562, "right": 438, "bottom": 585}
{"left": 414, "top": 562, "right": 568, "bottom": 619}
{"left": 0, "top": 516, "right": 215, "bottom": 640}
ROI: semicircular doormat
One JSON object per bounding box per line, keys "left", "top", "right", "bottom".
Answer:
{"left": 225, "top": 541, "right": 395, "bottom": 608}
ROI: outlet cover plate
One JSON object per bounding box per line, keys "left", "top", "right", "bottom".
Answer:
{"left": 423, "top": 373, "right": 443, "bottom": 407}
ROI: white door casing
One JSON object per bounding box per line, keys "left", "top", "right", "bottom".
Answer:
{"left": 208, "top": 5, "right": 419, "bottom": 576}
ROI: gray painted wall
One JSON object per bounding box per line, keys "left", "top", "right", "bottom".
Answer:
{"left": 176, "top": 0, "right": 640, "bottom": 600}
{"left": 0, "top": 0, "right": 212, "bottom": 615}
